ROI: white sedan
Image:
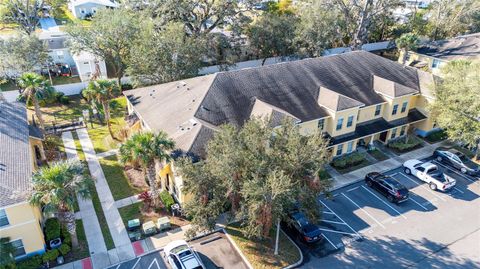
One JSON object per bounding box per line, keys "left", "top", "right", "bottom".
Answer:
{"left": 164, "top": 240, "right": 205, "bottom": 269}
{"left": 403, "top": 159, "right": 456, "bottom": 191}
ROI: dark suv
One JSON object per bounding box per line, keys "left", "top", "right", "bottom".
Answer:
{"left": 285, "top": 211, "right": 322, "bottom": 244}
{"left": 365, "top": 172, "right": 409, "bottom": 203}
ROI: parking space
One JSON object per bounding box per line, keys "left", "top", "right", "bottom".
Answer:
{"left": 107, "top": 231, "right": 247, "bottom": 269}
{"left": 300, "top": 156, "right": 480, "bottom": 268}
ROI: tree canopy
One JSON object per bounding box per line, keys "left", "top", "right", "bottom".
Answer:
{"left": 0, "top": 0, "right": 44, "bottom": 35}
{"left": 66, "top": 8, "right": 141, "bottom": 87}
{"left": 429, "top": 60, "right": 480, "bottom": 156}
{"left": 0, "top": 35, "right": 49, "bottom": 80}
{"left": 178, "top": 118, "right": 332, "bottom": 239}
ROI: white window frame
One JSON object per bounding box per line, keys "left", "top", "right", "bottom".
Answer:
{"left": 336, "top": 118, "right": 344, "bottom": 131}
{"left": 336, "top": 144, "right": 343, "bottom": 156}
{"left": 392, "top": 104, "right": 399, "bottom": 115}
{"left": 401, "top": 101, "right": 408, "bottom": 113}
{"left": 10, "top": 239, "right": 26, "bottom": 258}
{"left": 347, "top": 141, "right": 354, "bottom": 153}
{"left": 346, "top": 115, "right": 354, "bottom": 128}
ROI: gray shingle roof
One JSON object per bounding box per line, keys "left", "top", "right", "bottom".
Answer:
{"left": 0, "top": 102, "right": 32, "bottom": 207}
{"left": 126, "top": 51, "right": 424, "bottom": 157}
{"left": 416, "top": 33, "right": 480, "bottom": 61}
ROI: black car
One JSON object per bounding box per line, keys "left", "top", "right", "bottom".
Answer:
{"left": 285, "top": 211, "right": 323, "bottom": 244}
{"left": 433, "top": 148, "right": 480, "bottom": 176}
{"left": 365, "top": 172, "right": 409, "bottom": 203}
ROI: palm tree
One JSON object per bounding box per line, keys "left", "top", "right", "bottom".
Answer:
{"left": 119, "top": 131, "right": 175, "bottom": 204}
{"left": 82, "top": 79, "right": 120, "bottom": 140}
{"left": 17, "top": 72, "right": 52, "bottom": 134}
{"left": 29, "top": 160, "right": 93, "bottom": 248}
{"left": 396, "top": 33, "right": 420, "bottom": 65}
{"left": 0, "top": 237, "right": 15, "bottom": 267}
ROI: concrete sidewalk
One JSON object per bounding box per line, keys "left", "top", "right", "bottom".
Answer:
{"left": 76, "top": 128, "right": 136, "bottom": 263}
{"left": 331, "top": 140, "right": 447, "bottom": 190}
{"left": 62, "top": 131, "right": 109, "bottom": 269}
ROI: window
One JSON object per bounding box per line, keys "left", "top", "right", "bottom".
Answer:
{"left": 432, "top": 59, "right": 441, "bottom": 68}
{"left": 374, "top": 104, "right": 382, "bottom": 116}
{"left": 10, "top": 239, "right": 26, "bottom": 257}
{"left": 336, "top": 144, "right": 343, "bottom": 156}
{"left": 318, "top": 119, "right": 325, "bottom": 131}
{"left": 392, "top": 104, "right": 398, "bottom": 115}
{"left": 347, "top": 141, "right": 354, "bottom": 153}
{"left": 391, "top": 128, "right": 397, "bottom": 139}
{"left": 336, "top": 118, "right": 343, "bottom": 131}
{"left": 401, "top": 102, "right": 408, "bottom": 113}
{"left": 0, "top": 209, "right": 8, "bottom": 227}
{"left": 400, "top": 126, "right": 406, "bottom": 136}
{"left": 347, "top": 115, "right": 354, "bottom": 128}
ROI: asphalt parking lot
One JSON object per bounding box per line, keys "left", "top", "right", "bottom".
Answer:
{"left": 107, "top": 231, "right": 247, "bottom": 269}
{"left": 293, "top": 156, "right": 480, "bottom": 269}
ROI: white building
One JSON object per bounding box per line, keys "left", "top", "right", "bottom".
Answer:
{"left": 69, "top": 0, "right": 118, "bottom": 19}
{"left": 72, "top": 51, "right": 108, "bottom": 82}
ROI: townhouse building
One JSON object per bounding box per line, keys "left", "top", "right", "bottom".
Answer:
{"left": 0, "top": 101, "right": 46, "bottom": 260}
{"left": 402, "top": 33, "right": 480, "bottom": 75}
{"left": 124, "top": 51, "right": 438, "bottom": 206}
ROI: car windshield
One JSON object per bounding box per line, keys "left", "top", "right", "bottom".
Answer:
{"left": 427, "top": 167, "right": 441, "bottom": 175}
{"left": 457, "top": 153, "right": 470, "bottom": 163}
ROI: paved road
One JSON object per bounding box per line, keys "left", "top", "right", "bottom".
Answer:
{"left": 290, "top": 156, "right": 480, "bottom": 269}
{"left": 107, "top": 231, "right": 248, "bottom": 269}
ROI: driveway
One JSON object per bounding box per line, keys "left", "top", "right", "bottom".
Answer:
{"left": 288, "top": 155, "right": 480, "bottom": 269}
{"left": 107, "top": 231, "right": 248, "bottom": 269}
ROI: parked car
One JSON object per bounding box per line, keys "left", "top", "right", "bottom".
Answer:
{"left": 164, "top": 240, "right": 205, "bottom": 269}
{"left": 433, "top": 147, "right": 480, "bottom": 176}
{"left": 403, "top": 160, "right": 456, "bottom": 191}
{"left": 285, "top": 211, "right": 323, "bottom": 244}
{"left": 365, "top": 172, "right": 409, "bottom": 203}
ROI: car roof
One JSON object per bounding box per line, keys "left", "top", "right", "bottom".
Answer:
{"left": 164, "top": 240, "right": 189, "bottom": 254}
{"left": 383, "top": 177, "right": 406, "bottom": 189}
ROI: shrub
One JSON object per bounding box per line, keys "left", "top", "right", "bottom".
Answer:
{"left": 159, "top": 191, "right": 175, "bottom": 212}
{"left": 42, "top": 249, "right": 59, "bottom": 263}
{"left": 426, "top": 130, "right": 447, "bottom": 143}
{"left": 59, "top": 95, "right": 70, "bottom": 105}
{"left": 121, "top": 83, "right": 133, "bottom": 91}
{"left": 45, "top": 218, "right": 61, "bottom": 241}
{"left": 332, "top": 152, "right": 365, "bottom": 169}
{"left": 60, "top": 225, "right": 72, "bottom": 247}
{"left": 16, "top": 255, "right": 42, "bottom": 269}
{"left": 58, "top": 244, "right": 71, "bottom": 256}
{"left": 388, "top": 136, "right": 422, "bottom": 152}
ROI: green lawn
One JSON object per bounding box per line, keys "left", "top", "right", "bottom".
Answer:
{"left": 225, "top": 222, "right": 301, "bottom": 269}
{"left": 52, "top": 76, "right": 82, "bottom": 86}
{"left": 36, "top": 95, "right": 128, "bottom": 153}
{"left": 99, "top": 155, "right": 145, "bottom": 201}
{"left": 368, "top": 149, "right": 389, "bottom": 161}
{"left": 72, "top": 219, "right": 89, "bottom": 260}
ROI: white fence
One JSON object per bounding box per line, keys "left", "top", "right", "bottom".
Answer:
{"left": 1, "top": 81, "right": 88, "bottom": 102}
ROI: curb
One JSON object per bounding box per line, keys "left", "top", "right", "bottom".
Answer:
{"left": 282, "top": 229, "right": 303, "bottom": 269}
{"left": 222, "top": 228, "right": 254, "bottom": 269}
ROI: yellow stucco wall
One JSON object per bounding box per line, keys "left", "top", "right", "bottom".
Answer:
{"left": 357, "top": 104, "right": 384, "bottom": 124}
{"left": 330, "top": 108, "right": 360, "bottom": 137}
{"left": 383, "top": 95, "right": 414, "bottom": 122}
{"left": 1, "top": 203, "right": 45, "bottom": 255}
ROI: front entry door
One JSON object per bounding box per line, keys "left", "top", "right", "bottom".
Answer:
{"left": 379, "top": 131, "right": 388, "bottom": 143}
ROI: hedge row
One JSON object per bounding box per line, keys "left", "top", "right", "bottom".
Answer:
{"left": 388, "top": 136, "right": 422, "bottom": 152}
{"left": 331, "top": 152, "right": 366, "bottom": 169}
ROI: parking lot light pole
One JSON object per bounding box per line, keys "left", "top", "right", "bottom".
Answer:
{"left": 274, "top": 218, "right": 280, "bottom": 255}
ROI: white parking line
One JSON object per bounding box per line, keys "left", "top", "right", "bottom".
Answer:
{"left": 432, "top": 161, "right": 476, "bottom": 183}
{"left": 115, "top": 264, "right": 121, "bottom": 269}
{"left": 318, "top": 227, "right": 358, "bottom": 236}
{"left": 321, "top": 219, "right": 349, "bottom": 225}
{"left": 131, "top": 258, "right": 141, "bottom": 269}
{"left": 453, "top": 187, "right": 465, "bottom": 194}
{"left": 347, "top": 186, "right": 360, "bottom": 192}
{"left": 341, "top": 193, "right": 386, "bottom": 229}
{"left": 148, "top": 258, "right": 160, "bottom": 269}
{"left": 322, "top": 234, "right": 338, "bottom": 249}
{"left": 319, "top": 200, "right": 360, "bottom": 237}
{"left": 388, "top": 172, "right": 399, "bottom": 177}
{"left": 323, "top": 211, "right": 335, "bottom": 215}
{"left": 361, "top": 186, "right": 407, "bottom": 220}
{"left": 399, "top": 173, "right": 447, "bottom": 202}
{"left": 408, "top": 197, "right": 429, "bottom": 210}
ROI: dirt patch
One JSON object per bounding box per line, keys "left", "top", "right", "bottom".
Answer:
{"left": 124, "top": 166, "right": 149, "bottom": 190}
{"left": 141, "top": 204, "right": 190, "bottom": 228}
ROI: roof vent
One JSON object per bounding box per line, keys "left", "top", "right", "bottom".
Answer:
{"left": 201, "top": 105, "right": 210, "bottom": 111}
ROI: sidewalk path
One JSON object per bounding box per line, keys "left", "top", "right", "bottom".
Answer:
{"left": 76, "top": 128, "right": 136, "bottom": 262}
{"left": 331, "top": 140, "right": 447, "bottom": 190}
{"left": 62, "top": 131, "right": 109, "bottom": 269}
